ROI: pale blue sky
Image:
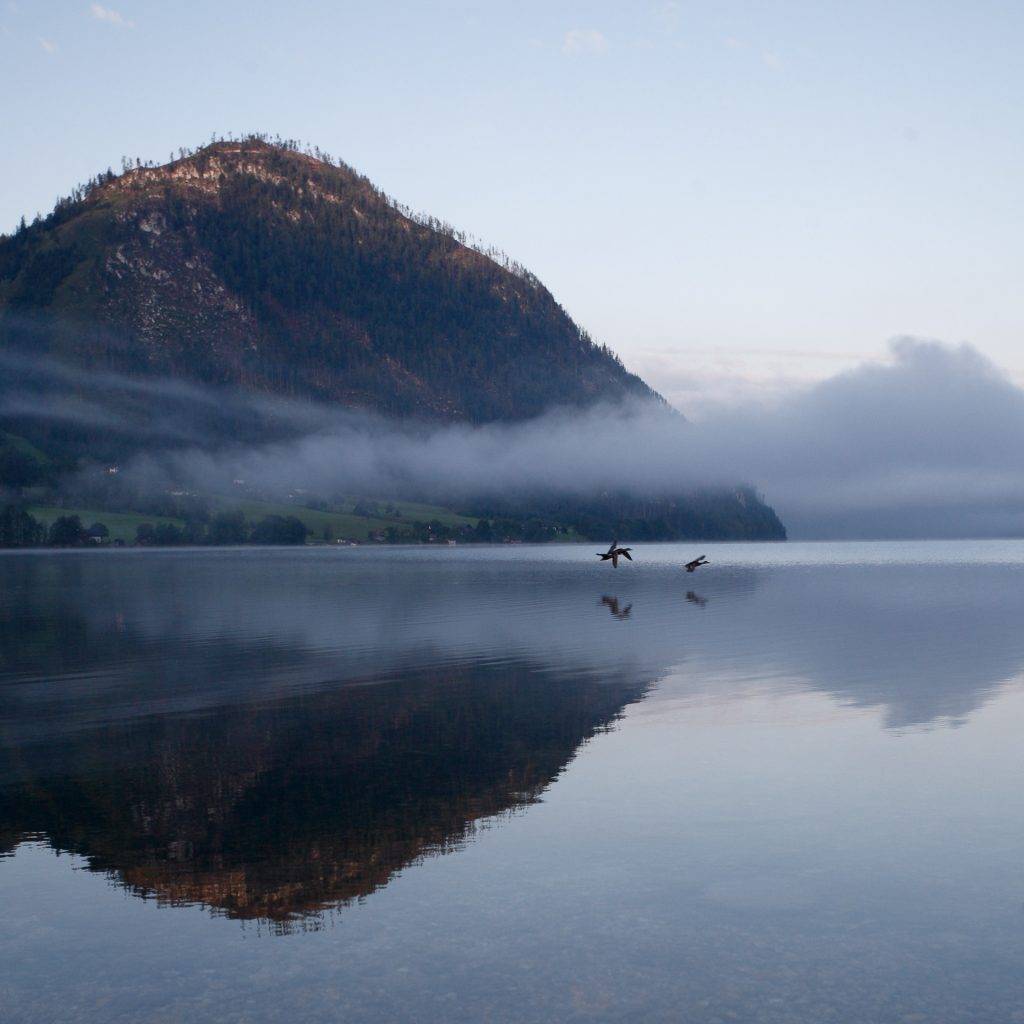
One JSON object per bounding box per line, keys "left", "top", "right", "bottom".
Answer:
{"left": 4, "top": 1, "right": 1024, "bottom": 410}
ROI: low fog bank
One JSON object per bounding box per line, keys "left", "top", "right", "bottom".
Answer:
{"left": 4, "top": 337, "right": 1024, "bottom": 539}
{"left": 697, "top": 337, "right": 1024, "bottom": 538}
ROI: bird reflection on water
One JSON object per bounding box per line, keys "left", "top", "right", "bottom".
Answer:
{"left": 600, "top": 595, "right": 633, "bottom": 620}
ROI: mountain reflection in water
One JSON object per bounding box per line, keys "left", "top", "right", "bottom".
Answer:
{"left": 1, "top": 662, "right": 646, "bottom": 930}
{"left": 3, "top": 542, "right": 1024, "bottom": 937}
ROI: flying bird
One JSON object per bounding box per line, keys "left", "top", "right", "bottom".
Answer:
{"left": 684, "top": 555, "right": 709, "bottom": 573}
{"left": 598, "top": 540, "right": 633, "bottom": 568}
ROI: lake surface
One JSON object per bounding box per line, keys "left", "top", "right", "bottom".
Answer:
{"left": 2, "top": 541, "right": 1024, "bottom": 1023}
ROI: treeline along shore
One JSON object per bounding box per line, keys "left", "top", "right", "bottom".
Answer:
{"left": 0, "top": 501, "right": 585, "bottom": 549}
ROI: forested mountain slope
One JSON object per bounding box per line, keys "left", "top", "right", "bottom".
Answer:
{"left": 0, "top": 137, "right": 657, "bottom": 422}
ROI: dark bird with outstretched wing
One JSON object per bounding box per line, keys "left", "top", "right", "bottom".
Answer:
{"left": 598, "top": 540, "right": 633, "bottom": 569}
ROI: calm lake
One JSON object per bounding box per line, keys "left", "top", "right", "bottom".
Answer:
{"left": 2, "top": 542, "right": 1024, "bottom": 1023}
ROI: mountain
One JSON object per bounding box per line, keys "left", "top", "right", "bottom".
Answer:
{"left": 0, "top": 136, "right": 656, "bottom": 422}
{"left": 0, "top": 136, "right": 786, "bottom": 541}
